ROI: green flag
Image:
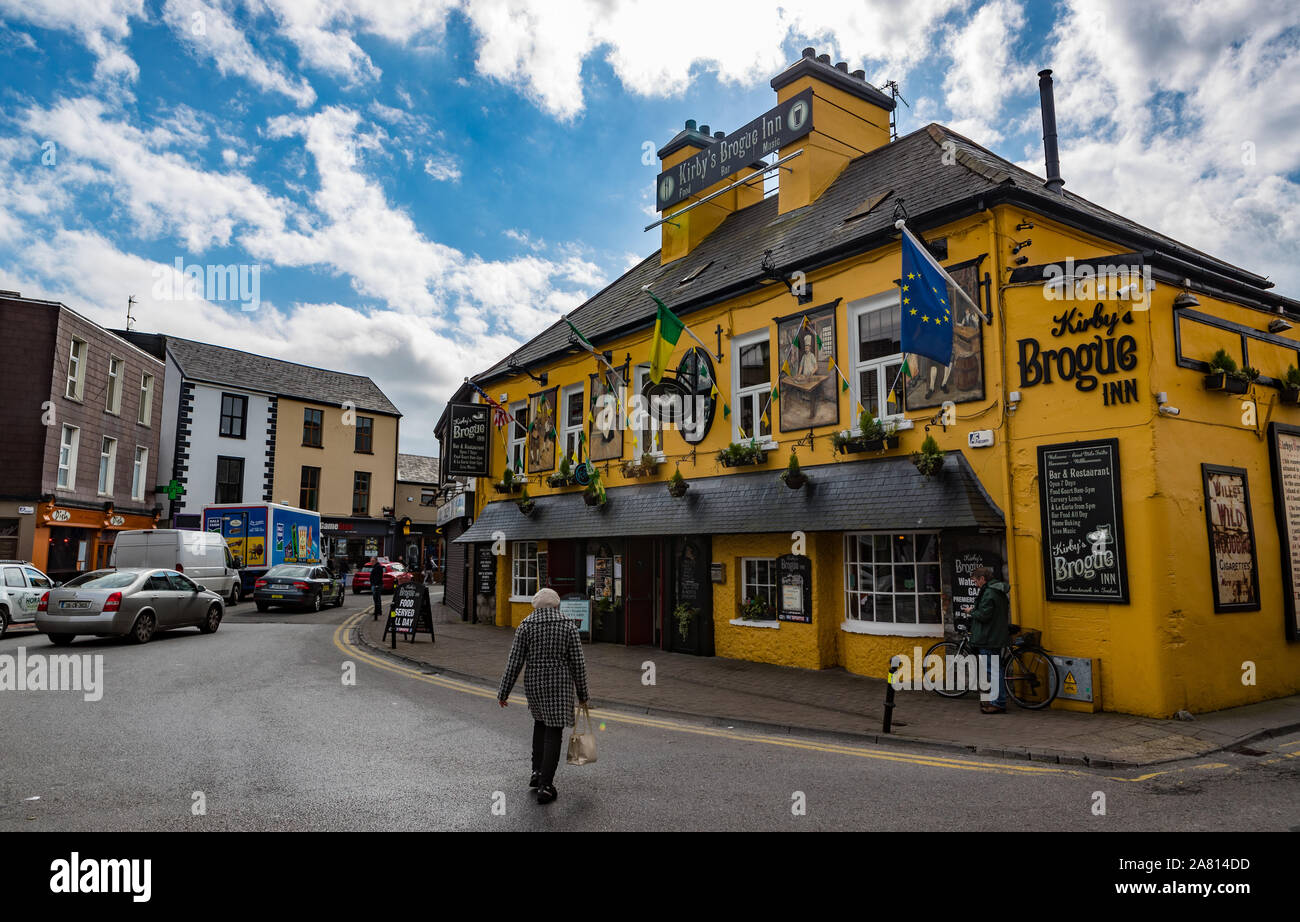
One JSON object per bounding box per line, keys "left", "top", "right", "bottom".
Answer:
{"left": 647, "top": 293, "right": 685, "bottom": 384}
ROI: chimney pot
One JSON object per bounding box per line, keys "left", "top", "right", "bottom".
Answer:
{"left": 714, "top": 131, "right": 725, "bottom": 139}
{"left": 802, "top": 47, "right": 816, "bottom": 58}
{"left": 699, "top": 124, "right": 710, "bottom": 135}
{"left": 835, "top": 61, "right": 848, "bottom": 72}
{"left": 851, "top": 69, "right": 865, "bottom": 80}
{"left": 817, "top": 54, "right": 831, "bottom": 64}
{"left": 685, "top": 119, "right": 697, "bottom": 131}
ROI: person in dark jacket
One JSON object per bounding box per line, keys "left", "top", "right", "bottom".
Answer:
{"left": 969, "top": 566, "right": 1011, "bottom": 713}
{"left": 369, "top": 557, "right": 386, "bottom": 621}
{"left": 497, "top": 587, "right": 590, "bottom": 805}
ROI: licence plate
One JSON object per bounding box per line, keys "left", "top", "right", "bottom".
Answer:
{"left": 271, "top": 594, "right": 284, "bottom": 599}
{"left": 60, "top": 600, "right": 91, "bottom": 610}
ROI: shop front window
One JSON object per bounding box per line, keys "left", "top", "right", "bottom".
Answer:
{"left": 512, "top": 541, "right": 539, "bottom": 598}
{"left": 844, "top": 532, "right": 942, "bottom": 633}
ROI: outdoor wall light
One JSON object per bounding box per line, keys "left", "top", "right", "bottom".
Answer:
{"left": 1010, "top": 238, "right": 1032, "bottom": 255}
{"left": 1158, "top": 405, "right": 1181, "bottom": 417}
{"left": 1268, "top": 317, "right": 1293, "bottom": 334}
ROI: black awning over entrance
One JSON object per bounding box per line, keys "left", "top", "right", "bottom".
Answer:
{"left": 456, "top": 452, "right": 1003, "bottom": 544}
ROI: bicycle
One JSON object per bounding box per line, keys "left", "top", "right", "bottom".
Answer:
{"left": 923, "top": 623, "right": 1060, "bottom": 709}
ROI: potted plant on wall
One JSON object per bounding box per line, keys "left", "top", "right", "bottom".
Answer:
{"left": 494, "top": 467, "right": 523, "bottom": 494}
{"left": 1284, "top": 366, "right": 1300, "bottom": 404}
{"left": 739, "top": 595, "right": 775, "bottom": 621}
{"left": 911, "top": 434, "right": 945, "bottom": 477}
{"left": 516, "top": 487, "right": 536, "bottom": 517}
{"left": 667, "top": 467, "right": 690, "bottom": 498}
{"left": 583, "top": 466, "right": 608, "bottom": 507}
{"left": 622, "top": 451, "right": 660, "bottom": 478}
{"left": 779, "top": 450, "right": 807, "bottom": 489}
{"left": 1204, "top": 349, "right": 1252, "bottom": 394}
{"left": 833, "top": 410, "right": 900, "bottom": 453}
{"left": 547, "top": 456, "right": 575, "bottom": 488}
{"left": 673, "top": 602, "right": 697, "bottom": 643}
{"left": 717, "top": 438, "right": 768, "bottom": 468}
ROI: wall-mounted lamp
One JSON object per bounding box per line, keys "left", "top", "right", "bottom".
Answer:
{"left": 507, "top": 359, "right": 548, "bottom": 387}
{"left": 1010, "top": 238, "right": 1032, "bottom": 255}
{"left": 1158, "top": 405, "right": 1181, "bottom": 417}
{"left": 1173, "top": 279, "right": 1199, "bottom": 309}
{"left": 1268, "top": 317, "right": 1293, "bottom": 334}
{"left": 1015, "top": 222, "right": 1035, "bottom": 232}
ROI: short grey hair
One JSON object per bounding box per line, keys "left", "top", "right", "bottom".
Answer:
{"left": 532, "top": 587, "right": 561, "bottom": 610}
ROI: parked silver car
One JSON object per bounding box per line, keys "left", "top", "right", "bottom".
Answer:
{"left": 35, "top": 568, "right": 224, "bottom": 646}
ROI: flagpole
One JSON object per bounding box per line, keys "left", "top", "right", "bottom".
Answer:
{"left": 896, "top": 220, "right": 982, "bottom": 318}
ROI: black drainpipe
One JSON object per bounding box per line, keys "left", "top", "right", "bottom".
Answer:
{"left": 1038, "top": 69, "right": 1065, "bottom": 194}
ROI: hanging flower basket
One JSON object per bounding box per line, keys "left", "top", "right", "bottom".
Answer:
{"left": 667, "top": 477, "right": 689, "bottom": 498}
{"left": 781, "top": 470, "right": 807, "bottom": 490}
{"left": 911, "top": 435, "right": 946, "bottom": 478}
{"left": 516, "top": 499, "right": 536, "bottom": 517}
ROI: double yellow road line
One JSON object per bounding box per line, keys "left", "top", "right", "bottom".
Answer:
{"left": 332, "top": 611, "right": 1229, "bottom": 783}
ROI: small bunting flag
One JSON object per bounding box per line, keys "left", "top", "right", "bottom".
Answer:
{"left": 723, "top": 403, "right": 731, "bottom": 419}
{"left": 841, "top": 377, "right": 849, "bottom": 393}
{"left": 771, "top": 384, "right": 780, "bottom": 401}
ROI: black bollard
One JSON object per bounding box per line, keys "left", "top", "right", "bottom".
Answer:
{"left": 883, "top": 663, "right": 900, "bottom": 734}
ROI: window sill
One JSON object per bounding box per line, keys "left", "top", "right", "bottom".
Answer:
{"left": 729, "top": 618, "right": 780, "bottom": 629}
{"left": 302, "top": 443, "right": 324, "bottom": 449}
{"left": 840, "top": 619, "right": 942, "bottom": 638}
{"left": 841, "top": 418, "right": 914, "bottom": 439}
{"left": 508, "top": 595, "right": 536, "bottom": 604}
{"left": 731, "top": 437, "right": 778, "bottom": 452}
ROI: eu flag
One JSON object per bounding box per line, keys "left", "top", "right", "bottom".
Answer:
{"left": 899, "top": 227, "right": 954, "bottom": 365}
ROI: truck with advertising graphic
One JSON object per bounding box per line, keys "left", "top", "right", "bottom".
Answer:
{"left": 201, "top": 502, "right": 323, "bottom": 594}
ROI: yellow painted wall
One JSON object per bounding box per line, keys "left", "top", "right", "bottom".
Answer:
{"left": 272, "top": 398, "right": 397, "bottom": 517}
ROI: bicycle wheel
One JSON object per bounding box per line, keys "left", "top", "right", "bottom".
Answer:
{"left": 923, "top": 640, "right": 973, "bottom": 698}
{"left": 1003, "top": 647, "right": 1059, "bottom": 709}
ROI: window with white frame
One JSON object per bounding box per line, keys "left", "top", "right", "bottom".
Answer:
{"left": 731, "top": 329, "right": 772, "bottom": 443}
{"left": 508, "top": 402, "right": 528, "bottom": 474}
{"left": 138, "top": 372, "right": 154, "bottom": 425}
{"left": 65, "top": 338, "right": 87, "bottom": 400}
{"left": 560, "top": 384, "right": 585, "bottom": 466}
{"left": 512, "top": 541, "right": 539, "bottom": 598}
{"left": 132, "top": 447, "right": 148, "bottom": 501}
{"left": 849, "top": 293, "right": 906, "bottom": 425}
{"left": 844, "top": 532, "right": 942, "bottom": 632}
{"left": 105, "top": 356, "right": 123, "bottom": 414}
{"left": 57, "top": 425, "right": 79, "bottom": 489}
{"left": 633, "top": 365, "right": 664, "bottom": 457}
{"left": 98, "top": 437, "right": 117, "bottom": 495}
{"left": 741, "top": 557, "right": 777, "bottom": 618}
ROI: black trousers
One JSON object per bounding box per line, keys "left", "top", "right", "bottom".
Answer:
{"left": 372, "top": 588, "right": 383, "bottom": 620}
{"left": 531, "top": 721, "right": 564, "bottom": 786}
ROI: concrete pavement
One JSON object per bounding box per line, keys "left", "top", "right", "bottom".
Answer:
{"left": 358, "top": 599, "right": 1300, "bottom": 768}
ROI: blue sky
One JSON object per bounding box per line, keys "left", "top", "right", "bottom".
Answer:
{"left": 1, "top": 0, "right": 1298, "bottom": 456}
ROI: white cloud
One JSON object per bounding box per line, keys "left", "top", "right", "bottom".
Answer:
{"left": 938, "top": 0, "right": 1028, "bottom": 144}
{"left": 0, "top": 0, "right": 145, "bottom": 81}
{"left": 422, "top": 155, "right": 461, "bottom": 182}
{"left": 162, "top": 0, "right": 317, "bottom": 107}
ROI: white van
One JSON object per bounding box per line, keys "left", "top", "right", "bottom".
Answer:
{"left": 111, "top": 530, "right": 242, "bottom": 605}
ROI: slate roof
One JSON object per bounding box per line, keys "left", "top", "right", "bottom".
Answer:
{"left": 476, "top": 121, "right": 1287, "bottom": 385}
{"left": 455, "top": 452, "right": 1003, "bottom": 544}
{"left": 164, "top": 336, "right": 401, "bottom": 416}
{"left": 397, "top": 453, "right": 440, "bottom": 484}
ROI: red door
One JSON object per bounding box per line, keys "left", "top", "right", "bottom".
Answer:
{"left": 625, "top": 537, "right": 656, "bottom": 646}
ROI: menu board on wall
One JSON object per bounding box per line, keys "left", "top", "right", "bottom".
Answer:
{"left": 776, "top": 554, "right": 812, "bottom": 623}
{"left": 1201, "top": 464, "right": 1260, "bottom": 613}
{"left": 1267, "top": 423, "right": 1300, "bottom": 641}
{"left": 475, "top": 544, "right": 496, "bottom": 596}
{"left": 1037, "top": 438, "right": 1129, "bottom": 603}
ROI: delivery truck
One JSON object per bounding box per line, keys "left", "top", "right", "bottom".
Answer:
{"left": 201, "top": 502, "right": 323, "bottom": 595}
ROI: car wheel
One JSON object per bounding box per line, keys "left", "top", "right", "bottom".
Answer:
{"left": 48, "top": 633, "right": 76, "bottom": 646}
{"left": 227, "top": 582, "right": 240, "bottom": 606}
{"left": 312, "top": 591, "right": 323, "bottom": 613}
{"left": 0, "top": 608, "right": 8, "bottom": 638}
{"left": 255, "top": 601, "right": 269, "bottom": 613}
{"left": 127, "top": 611, "right": 156, "bottom": 644}
{"left": 198, "top": 603, "right": 222, "bottom": 634}
{"left": 352, "top": 586, "right": 361, "bottom": 594}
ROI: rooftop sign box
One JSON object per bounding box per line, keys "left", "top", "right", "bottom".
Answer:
{"left": 656, "top": 88, "right": 814, "bottom": 211}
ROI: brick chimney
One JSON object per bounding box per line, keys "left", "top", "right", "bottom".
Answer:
{"left": 656, "top": 119, "right": 765, "bottom": 265}
{"left": 771, "top": 48, "right": 894, "bottom": 214}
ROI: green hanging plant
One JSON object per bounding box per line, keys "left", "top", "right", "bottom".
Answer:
{"left": 780, "top": 450, "right": 807, "bottom": 489}
{"left": 673, "top": 603, "right": 697, "bottom": 643}
{"left": 911, "top": 435, "right": 945, "bottom": 477}
{"left": 668, "top": 467, "right": 689, "bottom": 497}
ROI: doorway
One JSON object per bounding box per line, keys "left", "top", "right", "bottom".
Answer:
{"left": 625, "top": 536, "right": 660, "bottom": 647}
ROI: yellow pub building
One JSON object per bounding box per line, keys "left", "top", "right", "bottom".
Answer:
{"left": 448, "top": 49, "right": 1300, "bottom": 718}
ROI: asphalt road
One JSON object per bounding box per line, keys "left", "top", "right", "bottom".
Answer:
{"left": 2, "top": 591, "right": 1296, "bottom": 831}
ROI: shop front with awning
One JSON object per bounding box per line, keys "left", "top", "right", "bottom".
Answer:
{"left": 456, "top": 452, "right": 1004, "bottom": 671}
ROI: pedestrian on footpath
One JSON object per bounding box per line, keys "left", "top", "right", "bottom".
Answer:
{"left": 969, "top": 566, "right": 1011, "bottom": 714}
{"left": 368, "top": 556, "right": 385, "bottom": 621}
{"left": 497, "top": 587, "right": 590, "bottom": 805}
{"left": 339, "top": 556, "right": 351, "bottom": 591}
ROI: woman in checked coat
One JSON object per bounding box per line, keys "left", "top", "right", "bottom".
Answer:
{"left": 498, "top": 587, "right": 590, "bottom": 804}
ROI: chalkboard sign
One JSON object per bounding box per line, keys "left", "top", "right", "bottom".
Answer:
{"left": 1268, "top": 422, "right": 1300, "bottom": 642}
{"left": 776, "top": 554, "right": 812, "bottom": 623}
{"left": 446, "top": 403, "right": 492, "bottom": 478}
{"left": 475, "top": 544, "right": 496, "bottom": 595}
{"left": 1037, "top": 438, "right": 1129, "bottom": 603}
{"left": 383, "top": 581, "right": 435, "bottom": 645}
{"left": 677, "top": 540, "right": 703, "bottom": 604}
{"left": 948, "top": 537, "right": 1004, "bottom": 631}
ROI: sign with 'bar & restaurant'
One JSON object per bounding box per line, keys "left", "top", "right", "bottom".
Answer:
{"left": 656, "top": 88, "right": 814, "bottom": 211}
{"left": 446, "top": 403, "right": 492, "bottom": 478}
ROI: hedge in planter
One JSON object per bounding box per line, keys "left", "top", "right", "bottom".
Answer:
{"left": 718, "top": 440, "right": 768, "bottom": 467}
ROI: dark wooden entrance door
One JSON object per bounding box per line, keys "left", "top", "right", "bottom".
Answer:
{"left": 670, "top": 535, "right": 713, "bottom": 655}
{"left": 547, "top": 539, "right": 579, "bottom": 598}
{"left": 625, "top": 536, "right": 657, "bottom": 646}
